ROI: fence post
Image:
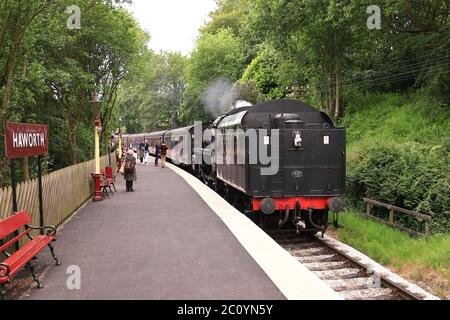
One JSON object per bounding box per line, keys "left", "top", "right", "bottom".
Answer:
{"left": 425, "top": 221, "right": 430, "bottom": 238}
{"left": 389, "top": 208, "right": 394, "bottom": 224}
{"left": 366, "top": 202, "right": 372, "bottom": 216}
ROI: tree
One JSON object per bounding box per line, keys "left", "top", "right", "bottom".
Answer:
{"left": 35, "top": 1, "right": 148, "bottom": 164}
{"left": 241, "top": 44, "right": 283, "bottom": 99}
{"left": 0, "top": 0, "right": 53, "bottom": 126}
{"left": 182, "top": 28, "right": 245, "bottom": 122}
{"left": 117, "top": 51, "right": 189, "bottom": 133}
{"left": 0, "top": 0, "right": 150, "bottom": 186}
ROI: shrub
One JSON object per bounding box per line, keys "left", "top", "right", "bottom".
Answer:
{"left": 343, "top": 92, "right": 449, "bottom": 234}
{"left": 347, "top": 143, "right": 450, "bottom": 234}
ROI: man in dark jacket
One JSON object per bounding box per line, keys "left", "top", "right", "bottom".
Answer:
{"left": 160, "top": 142, "right": 168, "bottom": 168}
{"left": 155, "top": 141, "right": 161, "bottom": 167}
{"left": 144, "top": 141, "right": 149, "bottom": 164}
{"left": 139, "top": 143, "right": 145, "bottom": 164}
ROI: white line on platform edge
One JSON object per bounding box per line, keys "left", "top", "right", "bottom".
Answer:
{"left": 165, "top": 162, "right": 343, "bottom": 300}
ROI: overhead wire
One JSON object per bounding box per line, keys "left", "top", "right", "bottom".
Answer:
{"left": 310, "top": 58, "right": 450, "bottom": 95}
{"left": 312, "top": 55, "right": 450, "bottom": 92}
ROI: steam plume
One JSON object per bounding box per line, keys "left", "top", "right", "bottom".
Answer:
{"left": 202, "top": 78, "right": 239, "bottom": 117}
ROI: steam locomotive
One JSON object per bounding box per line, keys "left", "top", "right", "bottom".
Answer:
{"left": 123, "top": 99, "right": 346, "bottom": 234}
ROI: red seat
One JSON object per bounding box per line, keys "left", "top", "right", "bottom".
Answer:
{"left": 104, "top": 166, "right": 117, "bottom": 193}
{"left": 0, "top": 211, "right": 60, "bottom": 299}
{"left": 0, "top": 235, "right": 55, "bottom": 284}
{"left": 90, "top": 172, "right": 113, "bottom": 200}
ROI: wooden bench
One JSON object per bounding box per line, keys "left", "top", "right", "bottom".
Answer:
{"left": 91, "top": 171, "right": 112, "bottom": 199}
{"left": 103, "top": 166, "right": 117, "bottom": 193}
{"left": 0, "top": 211, "right": 60, "bottom": 300}
{"left": 99, "top": 172, "right": 112, "bottom": 198}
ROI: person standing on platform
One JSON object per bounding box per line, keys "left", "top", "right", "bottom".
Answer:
{"left": 160, "top": 141, "right": 168, "bottom": 168}
{"left": 139, "top": 143, "right": 145, "bottom": 164}
{"left": 155, "top": 140, "right": 161, "bottom": 167}
{"left": 124, "top": 150, "right": 137, "bottom": 192}
{"left": 144, "top": 141, "right": 149, "bottom": 164}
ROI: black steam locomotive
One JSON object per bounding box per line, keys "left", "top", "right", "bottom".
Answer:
{"left": 123, "top": 99, "right": 346, "bottom": 234}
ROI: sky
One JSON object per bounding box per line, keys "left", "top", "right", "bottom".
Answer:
{"left": 125, "top": 0, "right": 217, "bottom": 55}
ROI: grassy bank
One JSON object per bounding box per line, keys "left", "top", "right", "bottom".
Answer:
{"left": 341, "top": 93, "right": 450, "bottom": 233}
{"left": 329, "top": 212, "right": 450, "bottom": 299}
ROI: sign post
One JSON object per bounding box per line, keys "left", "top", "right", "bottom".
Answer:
{"left": 37, "top": 155, "right": 45, "bottom": 235}
{"left": 9, "top": 159, "right": 19, "bottom": 250}
{"left": 4, "top": 122, "right": 49, "bottom": 234}
{"left": 10, "top": 159, "right": 18, "bottom": 213}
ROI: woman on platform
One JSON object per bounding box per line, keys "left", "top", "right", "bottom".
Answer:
{"left": 124, "top": 149, "right": 137, "bottom": 192}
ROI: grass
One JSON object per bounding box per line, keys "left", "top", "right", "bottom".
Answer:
{"left": 341, "top": 93, "right": 450, "bottom": 165}
{"left": 341, "top": 93, "right": 450, "bottom": 147}
{"left": 328, "top": 211, "right": 450, "bottom": 299}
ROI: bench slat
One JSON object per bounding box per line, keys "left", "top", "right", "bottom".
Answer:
{"left": 0, "top": 229, "right": 31, "bottom": 253}
{"left": 0, "top": 235, "right": 55, "bottom": 283}
{"left": 0, "top": 211, "right": 32, "bottom": 239}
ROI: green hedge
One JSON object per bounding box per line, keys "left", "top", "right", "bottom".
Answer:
{"left": 342, "top": 93, "right": 450, "bottom": 234}
{"left": 347, "top": 143, "right": 450, "bottom": 234}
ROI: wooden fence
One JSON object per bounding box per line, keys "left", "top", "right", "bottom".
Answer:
{"left": 0, "top": 154, "right": 116, "bottom": 229}
{"left": 363, "top": 198, "right": 432, "bottom": 237}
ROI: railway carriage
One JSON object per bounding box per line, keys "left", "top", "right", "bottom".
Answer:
{"left": 164, "top": 125, "right": 195, "bottom": 166}
{"left": 147, "top": 131, "right": 166, "bottom": 155}
{"left": 164, "top": 123, "right": 209, "bottom": 166}
{"left": 123, "top": 133, "right": 146, "bottom": 150}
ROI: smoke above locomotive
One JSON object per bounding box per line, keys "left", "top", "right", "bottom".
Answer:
{"left": 202, "top": 78, "right": 238, "bottom": 117}
{"left": 201, "top": 78, "right": 253, "bottom": 117}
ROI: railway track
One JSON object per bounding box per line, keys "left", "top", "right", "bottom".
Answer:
{"left": 165, "top": 161, "right": 437, "bottom": 300}
{"left": 267, "top": 229, "right": 429, "bottom": 300}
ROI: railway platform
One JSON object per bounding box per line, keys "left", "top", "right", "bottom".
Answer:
{"left": 13, "top": 160, "right": 340, "bottom": 300}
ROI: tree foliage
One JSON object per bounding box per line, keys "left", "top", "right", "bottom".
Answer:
{"left": 0, "top": 0, "right": 148, "bottom": 186}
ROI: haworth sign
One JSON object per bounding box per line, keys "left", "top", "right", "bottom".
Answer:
{"left": 4, "top": 122, "right": 49, "bottom": 159}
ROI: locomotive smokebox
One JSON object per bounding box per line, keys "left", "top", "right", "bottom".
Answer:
{"left": 260, "top": 198, "right": 276, "bottom": 215}
{"left": 328, "top": 197, "right": 344, "bottom": 213}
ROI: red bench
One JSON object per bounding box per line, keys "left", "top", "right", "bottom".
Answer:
{"left": 99, "top": 173, "right": 111, "bottom": 199}
{"left": 0, "top": 211, "right": 60, "bottom": 300}
{"left": 102, "top": 166, "right": 117, "bottom": 193}
{"left": 91, "top": 170, "right": 113, "bottom": 199}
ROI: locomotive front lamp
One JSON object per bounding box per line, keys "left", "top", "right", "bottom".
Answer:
{"left": 294, "top": 132, "right": 303, "bottom": 147}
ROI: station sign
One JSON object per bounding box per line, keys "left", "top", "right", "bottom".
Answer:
{"left": 4, "top": 122, "right": 49, "bottom": 159}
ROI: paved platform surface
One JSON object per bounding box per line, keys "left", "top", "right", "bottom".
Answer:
{"left": 21, "top": 163, "right": 285, "bottom": 300}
